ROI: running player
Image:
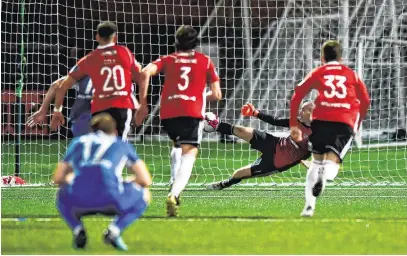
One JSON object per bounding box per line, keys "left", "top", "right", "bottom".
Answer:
{"left": 207, "top": 102, "right": 314, "bottom": 190}
{"left": 27, "top": 64, "right": 93, "bottom": 137}
{"left": 51, "top": 21, "right": 145, "bottom": 140}
{"left": 289, "top": 40, "right": 370, "bottom": 217}
{"left": 54, "top": 113, "right": 151, "bottom": 250}
{"left": 140, "top": 25, "right": 222, "bottom": 217}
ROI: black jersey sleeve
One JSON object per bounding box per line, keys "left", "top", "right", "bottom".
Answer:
{"left": 256, "top": 111, "right": 290, "bottom": 128}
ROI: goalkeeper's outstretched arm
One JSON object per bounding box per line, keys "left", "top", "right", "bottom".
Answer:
{"left": 241, "top": 103, "right": 289, "bottom": 128}
{"left": 255, "top": 112, "right": 289, "bottom": 128}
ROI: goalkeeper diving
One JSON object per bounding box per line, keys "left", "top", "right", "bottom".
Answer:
{"left": 207, "top": 102, "right": 314, "bottom": 190}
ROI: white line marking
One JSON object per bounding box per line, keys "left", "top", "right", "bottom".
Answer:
{"left": 2, "top": 218, "right": 407, "bottom": 223}
{"left": 3, "top": 195, "right": 406, "bottom": 199}
{"left": 2, "top": 187, "right": 407, "bottom": 190}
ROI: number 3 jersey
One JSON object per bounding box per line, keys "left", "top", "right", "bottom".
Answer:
{"left": 153, "top": 51, "right": 220, "bottom": 120}
{"left": 290, "top": 61, "right": 370, "bottom": 130}
{"left": 69, "top": 43, "right": 141, "bottom": 113}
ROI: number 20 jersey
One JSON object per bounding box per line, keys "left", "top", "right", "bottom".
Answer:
{"left": 292, "top": 62, "right": 370, "bottom": 130}
{"left": 70, "top": 44, "right": 140, "bottom": 113}
{"left": 153, "top": 51, "right": 220, "bottom": 120}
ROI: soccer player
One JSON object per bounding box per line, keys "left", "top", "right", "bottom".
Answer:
{"left": 27, "top": 66, "right": 93, "bottom": 137}
{"left": 51, "top": 21, "right": 146, "bottom": 140}
{"left": 207, "top": 102, "right": 314, "bottom": 190}
{"left": 140, "top": 25, "right": 222, "bottom": 217}
{"left": 289, "top": 40, "right": 370, "bottom": 217}
{"left": 53, "top": 113, "right": 151, "bottom": 250}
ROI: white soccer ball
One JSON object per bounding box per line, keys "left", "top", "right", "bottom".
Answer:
{"left": 204, "top": 112, "right": 219, "bottom": 133}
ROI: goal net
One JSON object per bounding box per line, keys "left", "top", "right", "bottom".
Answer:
{"left": 1, "top": 0, "right": 406, "bottom": 186}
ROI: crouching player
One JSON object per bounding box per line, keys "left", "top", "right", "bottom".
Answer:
{"left": 53, "top": 113, "right": 151, "bottom": 250}
{"left": 207, "top": 102, "right": 314, "bottom": 190}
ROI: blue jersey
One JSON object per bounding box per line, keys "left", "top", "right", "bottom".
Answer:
{"left": 68, "top": 65, "right": 93, "bottom": 122}
{"left": 63, "top": 131, "right": 139, "bottom": 199}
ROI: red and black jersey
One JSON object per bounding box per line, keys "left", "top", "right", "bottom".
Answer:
{"left": 69, "top": 43, "right": 141, "bottom": 113}
{"left": 153, "top": 51, "right": 220, "bottom": 120}
{"left": 290, "top": 62, "right": 370, "bottom": 131}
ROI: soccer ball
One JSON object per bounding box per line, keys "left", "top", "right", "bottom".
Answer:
{"left": 204, "top": 112, "right": 219, "bottom": 132}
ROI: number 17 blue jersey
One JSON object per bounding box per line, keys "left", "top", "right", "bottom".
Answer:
{"left": 63, "top": 131, "right": 139, "bottom": 198}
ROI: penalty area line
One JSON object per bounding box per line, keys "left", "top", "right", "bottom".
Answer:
{"left": 2, "top": 187, "right": 407, "bottom": 190}
{"left": 2, "top": 217, "right": 407, "bottom": 223}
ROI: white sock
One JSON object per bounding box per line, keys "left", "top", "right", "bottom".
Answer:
{"left": 323, "top": 160, "right": 339, "bottom": 181}
{"left": 170, "top": 153, "right": 196, "bottom": 197}
{"left": 73, "top": 225, "right": 83, "bottom": 235}
{"left": 170, "top": 147, "right": 182, "bottom": 184}
{"left": 108, "top": 223, "right": 121, "bottom": 237}
{"left": 304, "top": 160, "right": 322, "bottom": 210}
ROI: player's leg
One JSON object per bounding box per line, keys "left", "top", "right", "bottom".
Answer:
{"left": 104, "top": 183, "right": 150, "bottom": 251}
{"left": 208, "top": 154, "right": 280, "bottom": 190}
{"left": 216, "top": 122, "right": 254, "bottom": 143}
{"left": 207, "top": 164, "right": 251, "bottom": 190}
{"left": 208, "top": 130, "right": 278, "bottom": 190}
{"left": 165, "top": 117, "right": 202, "bottom": 217}
{"left": 56, "top": 187, "right": 87, "bottom": 249}
{"left": 302, "top": 121, "right": 353, "bottom": 217}
{"left": 93, "top": 108, "right": 132, "bottom": 141}
{"left": 302, "top": 151, "right": 341, "bottom": 217}
{"left": 169, "top": 141, "right": 182, "bottom": 186}
{"left": 167, "top": 143, "right": 198, "bottom": 216}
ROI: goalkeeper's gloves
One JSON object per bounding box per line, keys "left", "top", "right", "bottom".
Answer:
{"left": 241, "top": 103, "right": 259, "bottom": 117}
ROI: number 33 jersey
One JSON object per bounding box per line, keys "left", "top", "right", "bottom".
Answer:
{"left": 153, "top": 51, "right": 220, "bottom": 120}
{"left": 292, "top": 61, "right": 370, "bottom": 130}
{"left": 69, "top": 43, "right": 141, "bottom": 113}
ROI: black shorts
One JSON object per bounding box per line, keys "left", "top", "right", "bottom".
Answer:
{"left": 249, "top": 129, "right": 279, "bottom": 177}
{"left": 309, "top": 120, "right": 354, "bottom": 162}
{"left": 92, "top": 108, "right": 133, "bottom": 140}
{"left": 161, "top": 117, "right": 203, "bottom": 147}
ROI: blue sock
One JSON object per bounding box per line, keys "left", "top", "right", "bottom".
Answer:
{"left": 111, "top": 201, "right": 147, "bottom": 234}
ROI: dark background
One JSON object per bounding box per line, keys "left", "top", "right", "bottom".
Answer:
{"left": 1, "top": 0, "right": 285, "bottom": 136}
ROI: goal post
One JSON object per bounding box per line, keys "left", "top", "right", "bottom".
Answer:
{"left": 1, "top": 0, "right": 406, "bottom": 187}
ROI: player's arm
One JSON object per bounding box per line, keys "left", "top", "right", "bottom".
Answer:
{"left": 125, "top": 48, "right": 145, "bottom": 105}
{"left": 354, "top": 74, "right": 371, "bottom": 129}
{"left": 134, "top": 59, "right": 165, "bottom": 126}
{"left": 206, "top": 81, "right": 222, "bottom": 101}
{"left": 289, "top": 71, "right": 315, "bottom": 141}
{"left": 53, "top": 162, "right": 73, "bottom": 186}
{"left": 27, "top": 77, "right": 64, "bottom": 127}
{"left": 51, "top": 60, "right": 87, "bottom": 130}
{"left": 128, "top": 160, "right": 152, "bottom": 187}
{"left": 240, "top": 103, "right": 289, "bottom": 127}
{"left": 205, "top": 59, "right": 222, "bottom": 101}
{"left": 140, "top": 62, "right": 159, "bottom": 105}
{"left": 126, "top": 144, "right": 152, "bottom": 187}
{"left": 53, "top": 139, "right": 78, "bottom": 186}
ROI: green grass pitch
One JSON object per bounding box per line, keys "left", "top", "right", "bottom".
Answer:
{"left": 1, "top": 141, "right": 407, "bottom": 254}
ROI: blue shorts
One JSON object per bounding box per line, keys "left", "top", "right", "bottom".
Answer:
{"left": 71, "top": 113, "right": 92, "bottom": 137}
{"left": 57, "top": 182, "right": 147, "bottom": 217}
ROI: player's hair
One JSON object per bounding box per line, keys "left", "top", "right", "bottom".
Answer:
{"left": 175, "top": 25, "right": 199, "bottom": 51}
{"left": 321, "top": 40, "right": 342, "bottom": 62}
{"left": 90, "top": 113, "right": 117, "bottom": 134}
{"left": 97, "top": 21, "right": 117, "bottom": 41}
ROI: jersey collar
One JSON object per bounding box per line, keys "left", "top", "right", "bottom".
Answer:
{"left": 326, "top": 61, "right": 340, "bottom": 65}
{"left": 97, "top": 43, "right": 115, "bottom": 49}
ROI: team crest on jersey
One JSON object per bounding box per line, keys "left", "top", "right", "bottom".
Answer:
{"left": 101, "top": 50, "right": 117, "bottom": 56}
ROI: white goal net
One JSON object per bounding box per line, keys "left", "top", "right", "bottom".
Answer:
{"left": 1, "top": 0, "right": 406, "bottom": 186}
